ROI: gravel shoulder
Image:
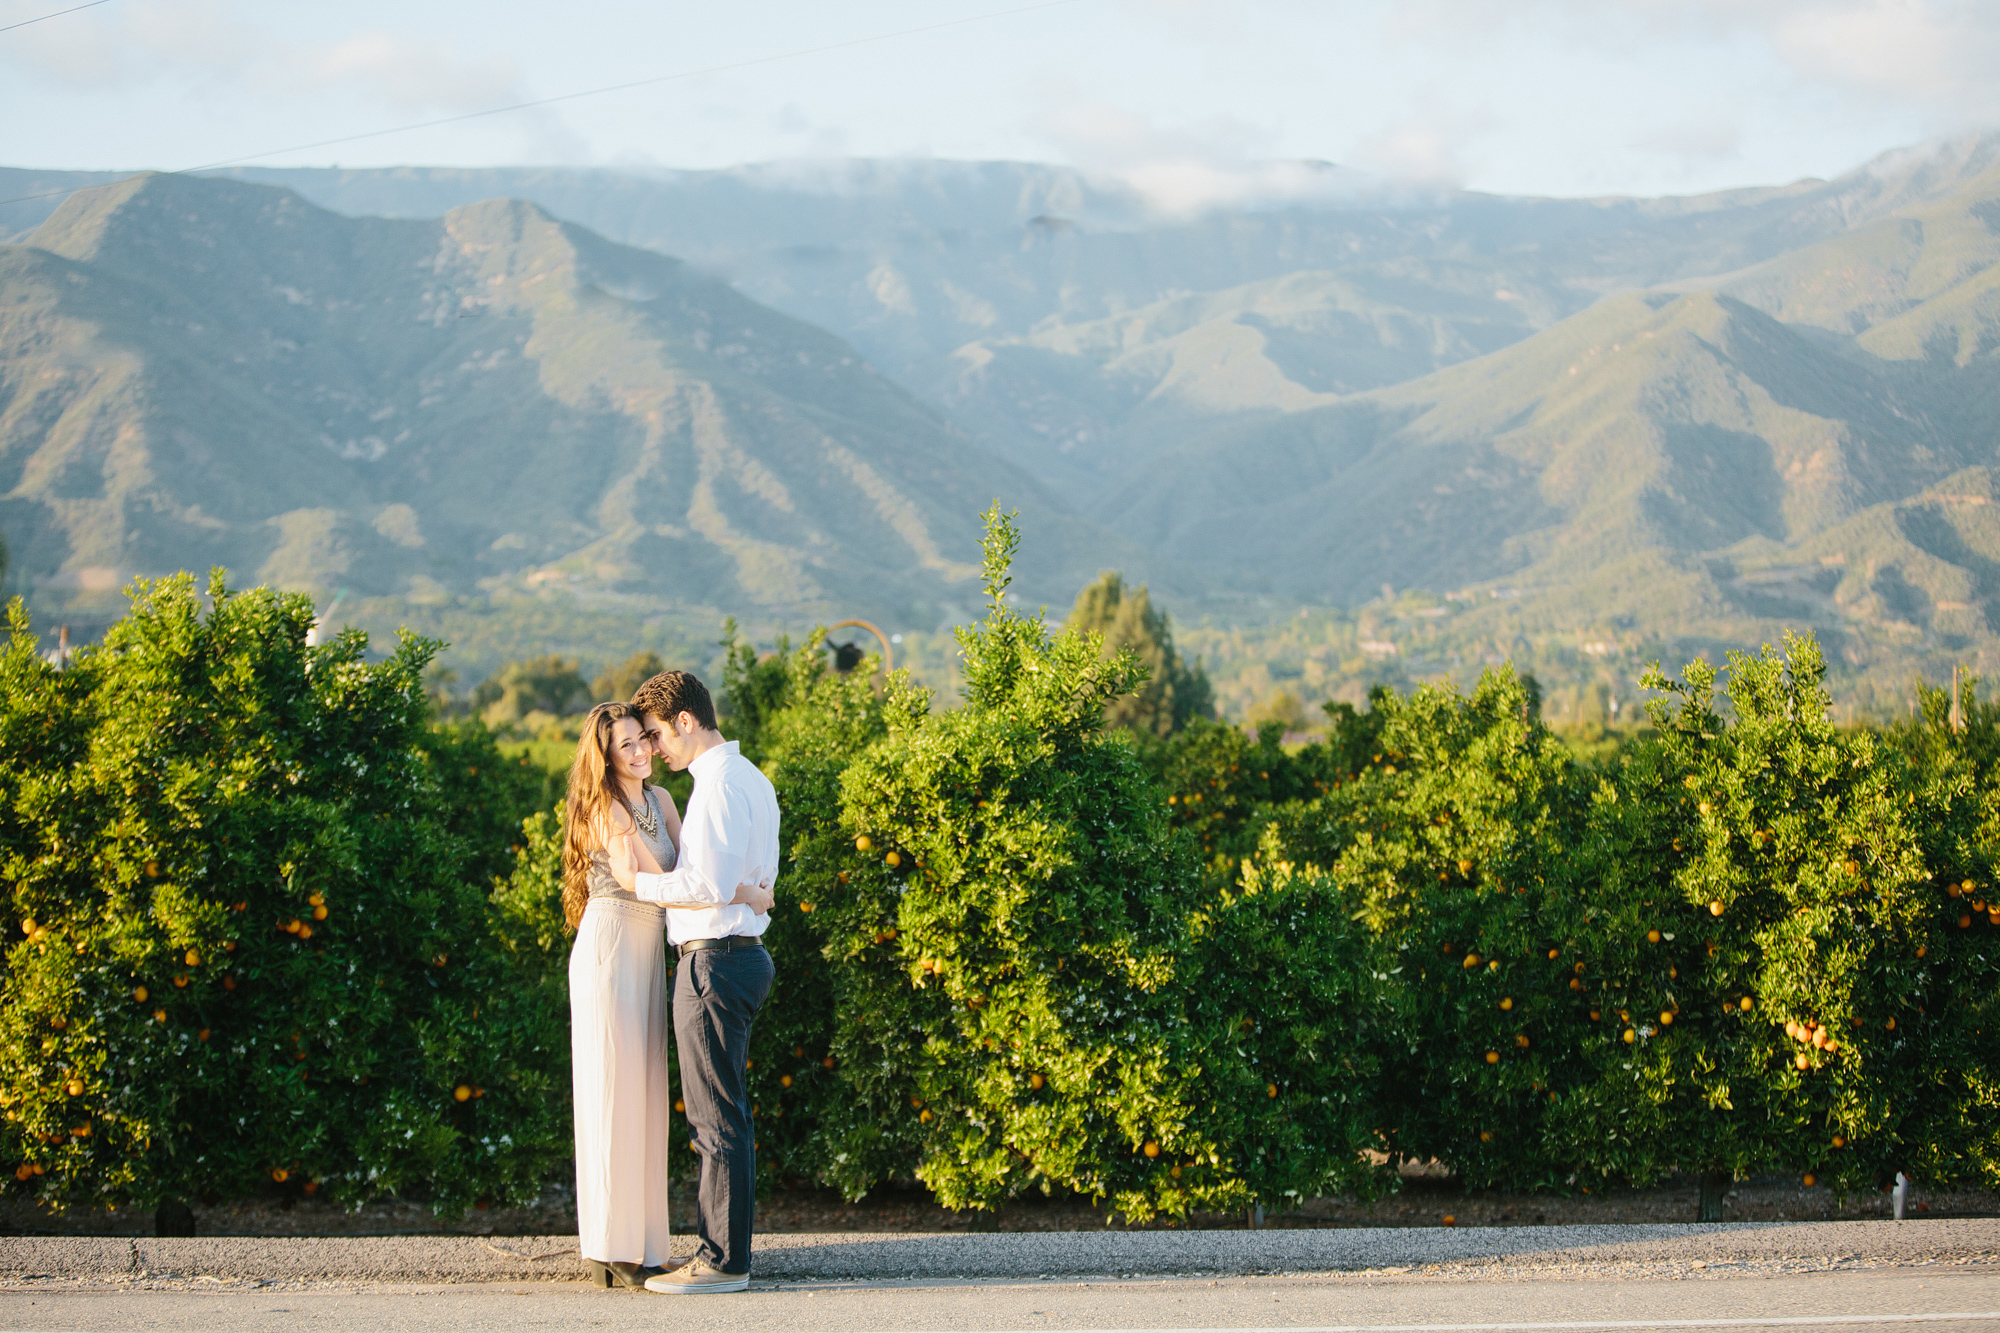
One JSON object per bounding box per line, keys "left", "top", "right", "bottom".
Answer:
{"left": 2, "top": 1219, "right": 1998, "bottom": 1286}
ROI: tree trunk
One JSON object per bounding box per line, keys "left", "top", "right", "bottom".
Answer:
{"left": 1697, "top": 1170, "right": 1731, "bottom": 1223}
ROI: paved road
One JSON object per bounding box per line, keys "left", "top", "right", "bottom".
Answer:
{"left": 3, "top": 1265, "right": 2000, "bottom": 1333}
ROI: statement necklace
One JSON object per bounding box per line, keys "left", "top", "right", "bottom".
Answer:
{"left": 627, "top": 790, "right": 660, "bottom": 840}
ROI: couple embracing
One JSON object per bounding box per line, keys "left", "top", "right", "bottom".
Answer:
{"left": 560, "top": 670, "right": 778, "bottom": 1294}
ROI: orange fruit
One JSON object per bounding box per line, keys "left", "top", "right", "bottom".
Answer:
{"left": 185, "top": 950, "right": 200, "bottom": 967}
{"left": 1885, "top": 1018, "right": 1896, "bottom": 1031}
{"left": 1441, "top": 1214, "right": 1457, "bottom": 1226}
{"left": 1916, "top": 946, "right": 1927, "bottom": 958}
{"left": 1740, "top": 997, "right": 1754, "bottom": 1011}
{"left": 1547, "top": 949, "right": 1560, "bottom": 960}
{"left": 1458, "top": 860, "right": 1473, "bottom": 875}
{"left": 1659, "top": 1011, "right": 1674, "bottom": 1026}
{"left": 453, "top": 1085, "right": 472, "bottom": 1102}
{"left": 794, "top": 1046, "right": 805, "bottom": 1057}
{"left": 1831, "top": 1135, "right": 1846, "bottom": 1148}
{"left": 1622, "top": 1030, "right": 1636, "bottom": 1044}
{"left": 197, "top": 1029, "right": 210, "bottom": 1042}
{"left": 855, "top": 836, "right": 873, "bottom": 852}
{"left": 823, "top": 1057, "right": 835, "bottom": 1069}
{"left": 674, "top": 1099, "right": 685, "bottom": 1113}
{"left": 145, "top": 861, "right": 159, "bottom": 878}
{"left": 1646, "top": 929, "right": 1661, "bottom": 943}
{"left": 1489, "top": 960, "right": 1500, "bottom": 972}
{"left": 1709, "top": 901, "right": 1724, "bottom": 917}
{"left": 1698, "top": 802, "right": 1711, "bottom": 815}
{"left": 133, "top": 986, "right": 148, "bottom": 1003}
{"left": 173, "top": 975, "right": 188, "bottom": 988}
{"left": 1515, "top": 1034, "right": 1530, "bottom": 1048}
{"left": 1499, "top": 998, "right": 1514, "bottom": 1011}
{"left": 886, "top": 852, "right": 901, "bottom": 868}
{"left": 298, "top": 925, "right": 312, "bottom": 940}
{"left": 1143, "top": 1142, "right": 1160, "bottom": 1158}
{"left": 1795, "top": 1054, "right": 1811, "bottom": 1070}
{"left": 780, "top": 1075, "right": 793, "bottom": 1088}
{"left": 1030, "top": 1074, "right": 1045, "bottom": 1090}
{"left": 223, "top": 977, "right": 236, "bottom": 991}
{"left": 153, "top": 1009, "right": 166, "bottom": 1023}
{"left": 1463, "top": 954, "right": 1481, "bottom": 969}
{"left": 272, "top": 1168, "right": 289, "bottom": 1183}
{"left": 308, "top": 894, "right": 324, "bottom": 907}
{"left": 919, "top": 1109, "right": 932, "bottom": 1122}
{"left": 1569, "top": 978, "right": 1583, "bottom": 991}
{"left": 313, "top": 906, "right": 328, "bottom": 922}
{"left": 1479, "top": 1131, "right": 1492, "bottom": 1143}
{"left": 1802, "top": 1174, "right": 1816, "bottom": 1187}
{"left": 65, "top": 1080, "right": 82, "bottom": 1097}
{"left": 303, "top": 1181, "right": 318, "bottom": 1196}
{"left": 1589, "top": 1010, "right": 1601, "bottom": 1020}
{"left": 800, "top": 903, "right": 814, "bottom": 914}
{"left": 1484, "top": 1051, "right": 1500, "bottom": 1064}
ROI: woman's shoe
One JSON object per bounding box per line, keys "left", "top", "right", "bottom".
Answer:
{"left": 585, "top": 1259, "right": 665, "bottom": 1289}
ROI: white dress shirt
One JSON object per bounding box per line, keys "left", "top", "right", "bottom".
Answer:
{"left": 633, "top": 740, "right": 778, "bottom": 946}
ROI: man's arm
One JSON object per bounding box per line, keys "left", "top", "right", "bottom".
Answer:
{"left": 611, "top": 782, "right": 753, "bottom": 906}
{"left": 604, "top": 830, "right": 773, "bottom": 912}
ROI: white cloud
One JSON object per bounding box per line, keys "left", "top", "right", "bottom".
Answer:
{"left": 4, "top": 0, "right": 587, "bottom": 159}
{"left": 1385, "top": 0, "right": 2000, "bottom": 124}
{"left": 1031, "top": 96, "right": 1382, "bottom": 214}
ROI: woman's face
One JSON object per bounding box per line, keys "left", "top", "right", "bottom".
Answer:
{"left": 608, "top": 716, "right": 652, "bottom": 783}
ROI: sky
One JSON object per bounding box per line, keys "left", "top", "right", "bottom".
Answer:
{"left": 3, "top": 0, "right": 1998, "bottom": 203}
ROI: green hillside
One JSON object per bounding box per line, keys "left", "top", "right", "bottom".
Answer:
{"left": 1117, "top": 161, "right": 2000, "bottom": 712}
{"left": 0, "top": 173, "right": 1154, "bottom": 649}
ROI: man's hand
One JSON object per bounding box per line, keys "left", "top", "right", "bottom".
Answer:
{"left": 733, "top": 879, "right": 775, "bottom": 915}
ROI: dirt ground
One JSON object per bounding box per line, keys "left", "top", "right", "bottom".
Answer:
{"left": 2, "top": 1166, "right": 1991, "bottom": 1239}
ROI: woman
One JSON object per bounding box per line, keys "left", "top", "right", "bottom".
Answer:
{"left": 564, "top": 701, "right": 683, "bottom": 1289}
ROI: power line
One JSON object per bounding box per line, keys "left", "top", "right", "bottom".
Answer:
{"left": 0, "top": 0, "right": 112, "bottom": 35}
{"left": 0, "top": 0, "right": 1084, "bottom": 208}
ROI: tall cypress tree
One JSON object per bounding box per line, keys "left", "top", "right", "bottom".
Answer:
{"left": 1067, "top": 572, "right": 1213, "bottom": 736}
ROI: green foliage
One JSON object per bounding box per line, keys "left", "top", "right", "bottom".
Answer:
{"left": 1260, "top": 667, "right": 1593, "bottom": 1189}
{"left": 0, "top": 578, "right": 570, "bottom": 1213}
{"left": 590, "top": 652, "right": 665, "bottom": 706}
{"left": 1548, "top": 638, "right": 2000, "bottom": 1191}
{"left": 473, "top": 655, "right": 590, "bottom": 727}
{"left": 766, "top": 508, "right": 1381, "bottom": 1219}
{"left": 1067, "top": 572, "right": 1214, "bottom": 736}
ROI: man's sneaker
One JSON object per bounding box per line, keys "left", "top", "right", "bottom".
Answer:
{"left": 644, "top": 1259, "right": 749, "bottom": 1294}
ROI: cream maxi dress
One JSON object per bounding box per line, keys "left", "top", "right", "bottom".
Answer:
{"left": 569, "top": 786, "right": 677, "bottom": 1267}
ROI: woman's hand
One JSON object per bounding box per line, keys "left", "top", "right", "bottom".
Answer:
{"left": 732, "top": 879, "right": 775, "bottom": 915}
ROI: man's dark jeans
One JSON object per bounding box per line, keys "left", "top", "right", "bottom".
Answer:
{"left": 672, "top": 943, "right": 774, "bottom": 1275}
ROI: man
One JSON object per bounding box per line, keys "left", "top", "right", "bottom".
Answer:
{"left": 609, "top": 669, "right": 777, "bottom": 1295}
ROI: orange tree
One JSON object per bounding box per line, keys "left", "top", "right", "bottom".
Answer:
{"left": 1260, "top": 666, "right": 1595, "bottom": 1190}
{"left": 727, "top": 628, "right": 891, "bottom": 1187}
{"left": 0, "top": 577, "right": 569, "bottom": 1213}
{"left": 777, "top": 507, "right": 1384, "bottom": 1220}
{"left": 1546, "top": 637, "right": 2000, "bottom": 1214}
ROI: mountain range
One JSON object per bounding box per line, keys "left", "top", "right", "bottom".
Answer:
{"left": 3, "top": 138, "right": 1998, "bottom": 703}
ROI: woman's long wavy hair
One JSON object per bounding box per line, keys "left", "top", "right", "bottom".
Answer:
{"left": 562, "top": 701, "right": 652, "bottom": 931}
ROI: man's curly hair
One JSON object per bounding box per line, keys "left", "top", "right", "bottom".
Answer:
{"left": 631, "top": 669, "right": 717, "bottom": 732}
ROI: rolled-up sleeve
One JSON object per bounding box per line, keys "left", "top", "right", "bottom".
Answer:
{"left": 633, "top": 782, "right": 748, "bottom": 907}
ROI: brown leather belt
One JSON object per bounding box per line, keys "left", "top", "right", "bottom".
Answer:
{"left": 677, "top": 935, "right": 767, "bottom": 958}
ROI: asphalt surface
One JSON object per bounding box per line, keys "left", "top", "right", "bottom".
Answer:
{"left": 3, "top": 1265, "right": 1999, "bottom": 1332}
{"left": 3, "top": 1222, "right": 1998, "bottom": 1332}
